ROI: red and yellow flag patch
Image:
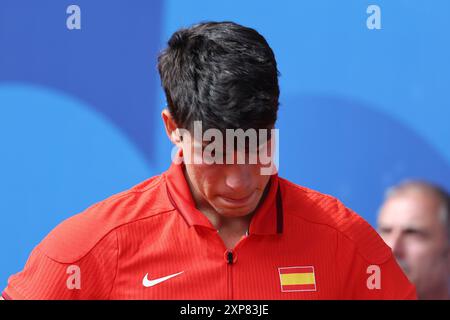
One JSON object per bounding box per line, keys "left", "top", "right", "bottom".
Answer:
{"left": 278, "top": 266, "right": 316, "bottom": 292}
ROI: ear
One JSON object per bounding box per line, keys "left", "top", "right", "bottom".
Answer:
{"left": 161, "top": 109, "right": 183, "bottom": 147}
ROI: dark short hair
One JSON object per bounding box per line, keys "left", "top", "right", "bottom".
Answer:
{"left": 157, "top": 21, "right": 280, "bottom": 133}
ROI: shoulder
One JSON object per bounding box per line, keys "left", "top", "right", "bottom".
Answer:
{"left": 279, "top": 177, "right": 392, "bottom": 264}
{"left": 39, "top": 174, "right": 175, "bottom": 263}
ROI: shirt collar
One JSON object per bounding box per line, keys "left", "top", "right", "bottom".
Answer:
{"left": 164, "top": 160, "right": 283, "bottom": 235}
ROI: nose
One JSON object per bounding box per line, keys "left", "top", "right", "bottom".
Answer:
{"left": 224, "top": 164, "right": 253, "bottom": 194}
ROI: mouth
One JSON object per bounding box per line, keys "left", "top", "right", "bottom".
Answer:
{"left": 219, "top": 191, "right": 256, "bottom": 207}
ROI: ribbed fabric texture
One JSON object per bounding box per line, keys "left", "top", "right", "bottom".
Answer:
{"left": 2, "top": 163, "right": 416, "bottom": 300}
{"left": 4, "top": 231, "right": 117, "bottom": 299}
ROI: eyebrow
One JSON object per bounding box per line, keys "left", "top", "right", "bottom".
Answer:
{"left": 378, "top": 225, "right": 431, "bottom": 237}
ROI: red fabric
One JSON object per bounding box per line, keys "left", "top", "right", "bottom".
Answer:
{"left": 2, "top": 162, "right": 416, "bottom": 299}
{"left": 279, "top": 266, "right": 314, "bottom": 274}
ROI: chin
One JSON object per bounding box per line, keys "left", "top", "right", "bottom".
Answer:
{"left": 214, "top": 203, "right": 257, "bottom": 217}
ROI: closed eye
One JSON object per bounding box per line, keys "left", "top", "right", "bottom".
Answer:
{"left": 378, "top": 227, "right": 392, "bottom": 235}
{"left": 402, "top": 228, "right": 430, "bottom": 239}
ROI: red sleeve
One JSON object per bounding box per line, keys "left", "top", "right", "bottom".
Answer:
{"left": 337, "top": 231, "right": 417, "bottom": 300}
{"left": 2, "top": 230, "right": 118, "bottom": 300}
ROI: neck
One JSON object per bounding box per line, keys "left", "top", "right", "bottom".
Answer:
{"left": 184, "top": 174, "right": 254, "bottom": 235}
{"left": 202, "top": 209, "right": 253, "bottom": 235}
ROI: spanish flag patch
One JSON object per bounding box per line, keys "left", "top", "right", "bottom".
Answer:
{"left": 278, "top": 266, "right": 317, "bottom": 292}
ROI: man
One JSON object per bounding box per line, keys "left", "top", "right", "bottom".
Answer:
{"left": 377, "top": 180, "right": 450, "bottom": 299}
{"left": 1, "top": 21, "right": 415, "bottom": 299}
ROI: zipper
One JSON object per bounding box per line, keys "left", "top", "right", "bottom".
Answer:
{"left": 226, "top": 250, "right": 233, "bottom": 299}
{"left": 223, "top": 233, "right": 250, "bottom": 300}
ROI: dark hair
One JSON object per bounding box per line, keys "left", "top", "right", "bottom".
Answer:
{"left": 157, "top": 21, "right": 280, "bottom": 132}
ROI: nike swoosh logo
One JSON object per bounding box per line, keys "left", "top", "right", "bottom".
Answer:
{"left": 142, "top": 271, "right": 184, "bottom": 287}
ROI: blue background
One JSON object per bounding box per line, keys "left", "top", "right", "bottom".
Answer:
{"left": 1, "top": 0, "right": 449, "bottom": 288}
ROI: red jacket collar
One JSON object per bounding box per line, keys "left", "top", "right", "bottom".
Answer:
{"left": 164, "top": 161, "right": 283, "bottom": 235}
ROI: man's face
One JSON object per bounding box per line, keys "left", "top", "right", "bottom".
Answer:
{"left": 162, "top": 109, "right": 276, "bottom": 218}
{"left": 377, "top": 190, "right": 449, "bottom": 298}
{"left": 181, "top": 137, "right": 272, "bottom": 218}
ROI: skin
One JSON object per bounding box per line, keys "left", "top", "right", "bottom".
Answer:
{"left": 162, "top": 109, "right": 273, "bottom": 249}
{"left": 377, "top": 188, "right": 450, "bottom": 299}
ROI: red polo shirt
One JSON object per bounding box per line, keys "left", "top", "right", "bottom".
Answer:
{"left": 2, "top": 162, "right": 416, "bottom": 299}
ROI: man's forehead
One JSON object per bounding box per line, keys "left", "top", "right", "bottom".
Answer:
{"left": 379, "top": 194, "right": 442, "bottom": 228}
